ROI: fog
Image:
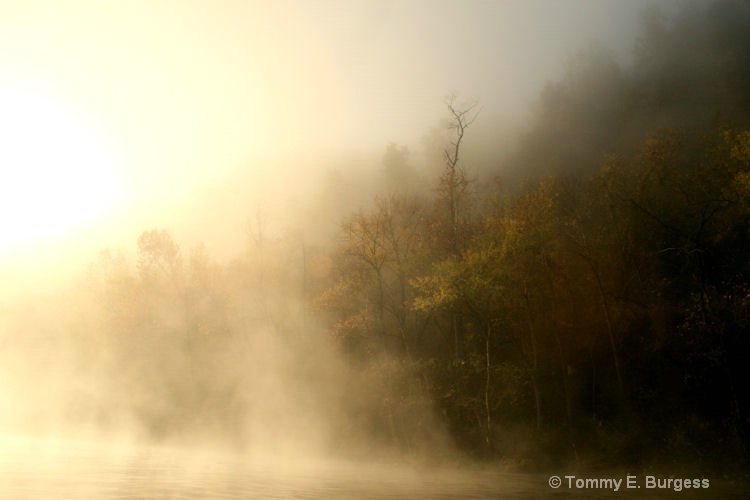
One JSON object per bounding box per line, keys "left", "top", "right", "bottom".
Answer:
{"left": 2, "top": 0, "right": 749, "bottom": 497}
{"left": 1, "top": 0, "right": 654, "bottom": 258}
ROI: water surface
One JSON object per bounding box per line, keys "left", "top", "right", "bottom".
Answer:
{"left": 0, "top": 435, "right": 744, "bottom": 498}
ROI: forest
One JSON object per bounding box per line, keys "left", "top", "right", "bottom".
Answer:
{"left": 313, "top": 0, "right": 750, "bottom": 474}
{"left": 4, "top": 0, "right": 748, "bottom": 477}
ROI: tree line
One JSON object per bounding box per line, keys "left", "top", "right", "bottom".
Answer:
{"left": 314, "top": 0, "right": 750, "bottom": 471}
{"left": 41, "top": 0, "right": 749, "bottom": 472}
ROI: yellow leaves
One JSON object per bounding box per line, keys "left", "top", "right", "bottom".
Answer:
{"left": 717, "top": 129, "right": 750, "bottom": 209}
{"left": 727, "top": 130, "right": 750, "bottom": 204}
{"left": 733, "top": 171, "right": 750, "bottom": 200}
{"left": 642, "top": 130, "right": 681, "bottom": 167}
{"left": 332, "top": 311, "right": 371, "bottom": 341}
{"left": 726, "top": 130, "right": 750, "bottom": 165}
{"left": 411, "top": 270, "right": 459, "bottom": 313}
{"left": 315, "top": 277, "right": 360, "bottom": 311}
{"left": 411, "top": 243, "right": 507, "bottom": 316}
{"left": 412, "top": 178, "right": 558, "bottom": 316}
{"left": 501, "top": 216, "right": 523, "bottom": 240}
{"left": 596, "top": 155, "right": 630, "bottom": 194}
{"left": 342, "top": 211, "right": 389, "bottom": 270}
{"left": 461, "top": 246, "right": 502, "bottom": 277}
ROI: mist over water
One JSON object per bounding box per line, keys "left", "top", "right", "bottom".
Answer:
{"left": 0, "top": 434, "right": 547, "bottom": 499}
{"left": 0, "top": 224, "right": 450, "bottom": 458}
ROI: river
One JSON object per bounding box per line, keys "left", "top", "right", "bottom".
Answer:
{"left": 0, "top": 435, "right": 744, "bottom": 498}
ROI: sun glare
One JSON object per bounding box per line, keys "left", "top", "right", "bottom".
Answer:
{"left": 0, "top": 84, "right": 121, "bottom": 252}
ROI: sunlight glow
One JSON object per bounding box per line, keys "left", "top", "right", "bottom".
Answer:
{"left": 0, "top": 85, "right": 121, "bottom": 251}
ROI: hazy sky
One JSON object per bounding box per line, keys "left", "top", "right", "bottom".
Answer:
{"left": 0, "top": 0, "right": 659, "bottom": 286}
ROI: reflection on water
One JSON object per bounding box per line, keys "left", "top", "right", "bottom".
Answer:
{"left": 0, "top": 435, "right": 744, "bottom": 499}
{"left": 0, "top": 436, "right": 508, "bottom": 499}
{"left": 0, "top": 435, "right": 532, "bottom": 499}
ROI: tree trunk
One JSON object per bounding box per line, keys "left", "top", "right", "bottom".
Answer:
{"left": 523, "top": 283, "right": 542, "bottom": 429}
{"left": 591, "top": 263, "right": 624, "bottom": 398}
{"left": 485, "top": 321, "right": 492, "bottom": 446}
